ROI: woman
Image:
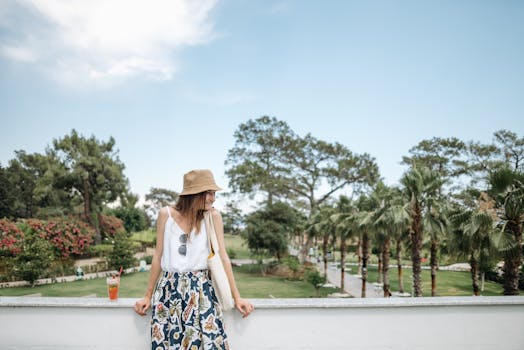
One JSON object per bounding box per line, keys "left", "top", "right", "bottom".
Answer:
{"left": 135, "top": 169, "right": 254, "bottom": 349}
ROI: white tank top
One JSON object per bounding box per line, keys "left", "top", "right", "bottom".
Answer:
{"left": 160, "top": 206, "right": 210, "bottom": 272}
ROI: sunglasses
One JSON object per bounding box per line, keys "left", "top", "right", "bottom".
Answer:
{"left": 178, "top": 233, "right": 188, "bottom": 255}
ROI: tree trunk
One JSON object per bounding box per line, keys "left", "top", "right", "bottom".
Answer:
{"left": 361, "top": 232, "right": 369, "bottom": 298}
{"left": 502, "top": 221, "right": 522, "bottom": 295}
{"left": 322, "top": 235, "right": 329, "bottom": 277}
{"left": 83, "top": 178, "right": 101, "bottom": 244}
{"left": 411, "top": 201, "right": 423, "bottom": 297}
{"left": 357, "top": 236, "right": 362, "bottom": 276}
{"left": 377, "top": 250, "right": 383, "bottom": 284}
{"left": 430, "top": 238, "right": 438, "bottom": 297}
{"left": 382, "top": 236, "right": 391, "bottom": 297}
{"left": 470, "top": 254, "right": 480, "bottom": 296}
{"left": 396, "top": 240, "right": 405, "bottom": 294}
{"left": 340, "top": 236, "right": 347, "bottom": 293}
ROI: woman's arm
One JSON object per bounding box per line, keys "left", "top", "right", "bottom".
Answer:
{"left": 134, "top": 207, "right": 167, "bottom": 316}
{"left": 211, "top": 209, "right": 254, "bottom": 318}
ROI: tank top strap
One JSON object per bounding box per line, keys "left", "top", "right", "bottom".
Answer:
{"left": 165, "top": 206, "right": 172, "bottom": 219}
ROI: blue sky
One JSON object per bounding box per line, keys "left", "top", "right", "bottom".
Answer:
{"left": 1, "top": 0, "right": 523, "bottom": 210}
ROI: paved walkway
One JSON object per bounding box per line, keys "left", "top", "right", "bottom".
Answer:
{"left": 315, "top": 260, "right": 383, "bottom": 298}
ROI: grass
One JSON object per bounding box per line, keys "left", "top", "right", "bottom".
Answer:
{"left": 130, "top": 230, "right": 156, "bottom": 244}
{"left": 0, "top": 264, "right": 334, "bottom": 298}
{"left": 362, "top": 266, "right": 504, "bottom": 296}
{"left": 224, "top": 234, "right": 252, "bottom": 259}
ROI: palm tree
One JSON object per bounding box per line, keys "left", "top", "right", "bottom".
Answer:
{"left": 488, "top": 167, "right": 524, "bottom": 295}
{"left": 331, "top": 196, "right": 356, "bottom": 293}
{"left": 401, "top": 166, "right": 443, "bottom": 297}
{"left": 306, "top": 205, "right": 336, "bottom": 277}
{"left": 449, "top": 200, "right": 501, "bottom": 296}
{"left": 424, "top": 201, "right": 448, "bottom": 296}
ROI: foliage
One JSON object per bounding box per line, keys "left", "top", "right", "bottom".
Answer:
{"left": 222, "top": 200, "right": 244, "bottom": 236}
{"left": 226, "top": 116, "right": 296, "bottom": 206}
{"left": 52, "top": 129, "right": 129, "bottom": 243}
{"left": 0, "top": 218, "right": 24, "bottom": 257}
{"left": 15, "top": 217, "right": 95, "bottom": 259}
{"left": 0, "top": 164, "right": 16, "bottom": 219}
{"left": 108, "top": 206, "right": 149, "bottom": 233}
{"left": 243, "top": 202, "right": 304, "bottom": 260}
{"left": 108, "top": 233, "right": 137, "bottom": 272}
{"left": 87, "top": 244, "right": 114, "bottom": 258}
{"left": 144, "top": 187, "right": 179, "bottom": 223}
{"left": 487, "top": 167, "right": 524, "bottom": 295}
{"left": 304, "top": 267, "right": 326, "bottom": 296}
{"left": 98, "top": 213, "right": 126, "bottom": 238}
{"left": 225, "top": 116, "right": 379, "bottom": 214}
{"left": 14, "top": 232, "right": 54, "bottom": 286}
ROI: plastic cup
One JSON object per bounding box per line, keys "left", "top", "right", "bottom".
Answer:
{"left": 107, "top": 276, "right": 120, "bottom": 301}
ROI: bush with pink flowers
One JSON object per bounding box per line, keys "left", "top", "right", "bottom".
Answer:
{"left": 0, "top": 219, "right": 24, "bottom": 257}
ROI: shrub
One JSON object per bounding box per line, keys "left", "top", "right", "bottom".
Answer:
{"left": 227, "top": 248, "right": 237, "bottom": 259}
{"left": 98, "top": 213, "right": 126, "bottom": 238}
{"left": 0, "top": 219, "right": 24, "bottom": 257}
{"left": 304, "top": 267, "right": 326, "bottom": 297}
{"left": 19, "top": 217, "right": 95, "bottom": 259}
{"left": 88, "top": 244, "right": 114, "bottom": 258}
{"left": 108, "top": 207, "right": 149, "bottom": 233}
{"left": 108, "top": 233, "right": 137, "bottom": 272}
{"left": 14, "top": 233, "right": 54, "bottom": 286}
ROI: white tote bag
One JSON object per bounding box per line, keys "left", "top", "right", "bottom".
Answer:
{"left": 204, "top": 211, "right": 235, "bottom": 311}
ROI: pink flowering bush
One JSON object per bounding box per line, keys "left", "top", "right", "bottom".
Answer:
{"left": 0, "top": 219, "right": 24, "bottom": 257}
{"left": 98, "top": 213, "right": 126, "bottom": 238}
{"left": 20, "top": 217, "right": 95, "bottom": 259}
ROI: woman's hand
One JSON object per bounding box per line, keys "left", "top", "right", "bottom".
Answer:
{"left": 134, "top": 297, "right": 151, "bottom": 316}
{"left": 235, "top": 298, "right": 254, "bottom": 318}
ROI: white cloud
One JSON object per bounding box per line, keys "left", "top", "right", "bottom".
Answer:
{"left": 0, "top": 0, "right": 218, "bottom": 87}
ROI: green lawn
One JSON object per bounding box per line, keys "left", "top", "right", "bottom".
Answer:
{"left": 0, "top": 265, "right": 334, "bottom": 298}
{"left": 224, "top": 234, "right": 252, "bottom": 259}
{"left": 363, "top": 266, "right": 504, "bottom": 296}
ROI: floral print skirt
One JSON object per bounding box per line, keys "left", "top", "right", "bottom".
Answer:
{"left": 151, "top": 270, "right": 230, "bottom": 350}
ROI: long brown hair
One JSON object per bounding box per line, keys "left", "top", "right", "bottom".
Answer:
{"left": 174, "top": 191, "right": 207, "bottom": 234}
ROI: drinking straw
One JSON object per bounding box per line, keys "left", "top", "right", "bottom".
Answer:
{"left": 118, "top": 266, "right": 123, "bottom": 278}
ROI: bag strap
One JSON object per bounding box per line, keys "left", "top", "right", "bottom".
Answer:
{"left": 204, "top": 211, "right": 220, "bottom": 256}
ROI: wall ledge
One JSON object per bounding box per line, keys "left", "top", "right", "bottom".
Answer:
{"left": 2, "top": 295, "right": 524, "bottom": 309}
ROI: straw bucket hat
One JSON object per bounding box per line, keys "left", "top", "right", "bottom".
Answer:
{"left": 179, "top": 169, "right": 222, "bottom": 196}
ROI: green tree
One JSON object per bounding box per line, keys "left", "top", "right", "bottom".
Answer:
{"left": 108, "top": 233, "right": 137, "bottom": 272}
{"left": 145, "top": 187, "right": 179, "bottom": 209}
{"left": 304, "top": 267, "right": 326, "bottom": 297}
{"left": 0, "top": 164, "right": 15, "bottom": 218}
{"left": 52, "top": 130, "right": 128, "bottom": 243}
{"left": 331, "top": 196, "right": 357, "bottom": 293}
{"left": 488, "top": 167, "right": 524, "bottom": 295}
{"left": 243, "top": 202, "right": 304, "bottom": 261}
{"left": 14, "top": 233, "right": 54, "bottom": 287}
{"left": 108, "top": 206, "right": 149, "bottom": 233}
{"left": 449, "top": 193, "right": 509, "bottom": 296}
{"left": 401, "top": 166, "right": 443, "bottom": 297}
{"left": 225, "top": 116, "right": 296, "bottom": 206}
{"left": 222, "top": 200, "right": 244, "bottom": 236}
{"left": 306, "top": 205, "right": 336, "bottom": 277}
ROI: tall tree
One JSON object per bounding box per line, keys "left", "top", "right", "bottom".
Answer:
{"left": 402, "top": 137, "right": 467, "bottom": 185}
{"left": 283, "top": 134, "right": 379, "bottom": 215}
{"left": 331, "top": 196, "right": 356, "bottom": 293}
{"left": 144, "top": 187, "right": 179, "bottom": 222}
{"left": 243, "top": 201, "right": 304, "bottom": 261}
{"left": 53, "top": 130, "right": 128, "bottom": 243}
{"left": 225, "top": 116, "right": 296, "bottom": 207}
{"left": 401, "top": 166, "right": 443, "bottom": 297}
{"left": 488, "top": 167, "right": 524, "bottom": 295}
{"left": 448, "top": 193, "right": 509, "bottom": 296}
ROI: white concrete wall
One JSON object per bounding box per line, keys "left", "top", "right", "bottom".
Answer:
{"left": 1, "top": 296, "right": 524, "bottom": 350}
